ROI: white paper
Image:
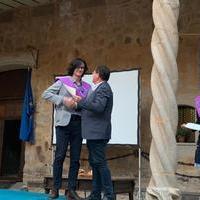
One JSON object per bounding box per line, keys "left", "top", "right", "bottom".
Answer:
{"left": 65, "top": 85, "right": 76, "bottom": 96}
{"left": 183, "top": 123, "right": 200, "bottom": 131}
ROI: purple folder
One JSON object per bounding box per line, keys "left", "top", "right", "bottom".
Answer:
{"left": 195, "top": 96, "right": 200, "bottom": 117}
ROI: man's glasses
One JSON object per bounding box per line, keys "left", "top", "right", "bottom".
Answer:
{"left": 76, "top": 66, "right": 85, "bottom": 70}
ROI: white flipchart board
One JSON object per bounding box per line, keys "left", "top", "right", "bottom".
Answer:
{"left": 52, "top": 69, "right": 140, "bottom": 145}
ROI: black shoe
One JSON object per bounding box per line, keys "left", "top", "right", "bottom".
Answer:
{"left": 49, "top": 189, "right": 59, "bottom": 199}
{"left": 85, "top": 193, "right": 101, "bottom": 200}
{"left": 67, "top": 189, "right": 82, "bottom": 200}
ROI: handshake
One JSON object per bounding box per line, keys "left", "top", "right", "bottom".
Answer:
{"left": 63, "top": 95, "right": 82, "bottom": 109}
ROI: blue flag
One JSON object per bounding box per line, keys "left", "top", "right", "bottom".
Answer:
{"left": 19, "top": 69, "right": 34, "bottom": 143}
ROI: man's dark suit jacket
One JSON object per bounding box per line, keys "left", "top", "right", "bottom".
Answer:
{"left": 77, "top": 81, "right": 113, "bottom": 140}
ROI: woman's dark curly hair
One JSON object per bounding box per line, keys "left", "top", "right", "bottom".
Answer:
{"left": 67, "top": 58, "right": 88, "bottom": 77}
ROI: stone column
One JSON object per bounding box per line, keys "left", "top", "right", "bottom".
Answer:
{"left": 146, "top": 0, "right": 181, "bottom": 199}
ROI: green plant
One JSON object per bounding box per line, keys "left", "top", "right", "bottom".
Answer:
{"left": 176, "top": 128, "right": 191, "bottom": 137}
{"left": 176, "top": 127, "right": 192, "bottom": 142}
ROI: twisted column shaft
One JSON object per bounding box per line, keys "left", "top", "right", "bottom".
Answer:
{"left": 146, "top": 0, "right": 180, "bottom": 199}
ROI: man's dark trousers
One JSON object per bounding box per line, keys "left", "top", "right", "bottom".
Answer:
{"left": 87, "top": 139, "right": 113, "bottom": 199}
{"left": 53, "top": 118, "right": 82, "bottom": 190}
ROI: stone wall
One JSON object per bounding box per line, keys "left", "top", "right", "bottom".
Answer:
{"left": 0, "top": 0, "right": 199, "bottom": 192}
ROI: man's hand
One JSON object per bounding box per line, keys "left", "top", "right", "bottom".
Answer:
{"left": 63, "top": 97, "right": 76, "bottom": 108}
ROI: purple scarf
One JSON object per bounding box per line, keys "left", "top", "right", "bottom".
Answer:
{"left": 56, "top": 76, "right": 91, "bottom": 98}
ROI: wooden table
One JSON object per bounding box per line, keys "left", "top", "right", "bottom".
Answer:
{"left": 43, "top": 176, "right": 135, "bottom": 200}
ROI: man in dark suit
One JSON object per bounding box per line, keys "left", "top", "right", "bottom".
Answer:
{"left": 74, "top": 65, "right": 114, "bottom": 200}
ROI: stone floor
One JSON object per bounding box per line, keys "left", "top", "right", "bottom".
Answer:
{"left": 2, "top": 182, "right": 200, "bottom": 200}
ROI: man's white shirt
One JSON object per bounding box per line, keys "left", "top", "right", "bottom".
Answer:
{"left": 92, "top": 81, "right": 104, "bottom": 91}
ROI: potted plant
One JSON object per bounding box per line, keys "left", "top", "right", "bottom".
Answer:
{"left": 176, "top": 127, "right": 191, "bottom": 142}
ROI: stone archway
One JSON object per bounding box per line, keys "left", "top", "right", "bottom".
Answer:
{"left": 0, "top": 52, "right": 35, "bottom": 72}
{"left": 0, "top": 52, "right": 34, "bottom": 182}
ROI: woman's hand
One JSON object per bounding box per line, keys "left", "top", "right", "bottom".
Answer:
{"left": 73, "top": 95, "right": 82, "bottom": 102}
{"left": 63, "top": 97, "right": 76, "bottom": 108}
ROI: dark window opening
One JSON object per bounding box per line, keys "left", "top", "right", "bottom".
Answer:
{"left": 177, "top": 105, "right": 196, "bottom": 143}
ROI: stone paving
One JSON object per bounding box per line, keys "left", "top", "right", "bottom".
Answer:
{"left": 4, "top": 183, "right": 200, "bottom": 200}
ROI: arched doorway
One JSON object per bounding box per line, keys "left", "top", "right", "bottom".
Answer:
{"left": 0, "top": 69, "right": 27, "bottom": 181}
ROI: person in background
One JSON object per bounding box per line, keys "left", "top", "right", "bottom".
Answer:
{"left": 194, "top": 96, "right": 200, "bottom": 167}
{"left": 42, "top": 58, "right": 91, "bottom": 200}
{"left": 73, "top": 65, "right": 114, "bottom": 200}
{"left": 182, "top": 96, "right": 200, "bottom": 168}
